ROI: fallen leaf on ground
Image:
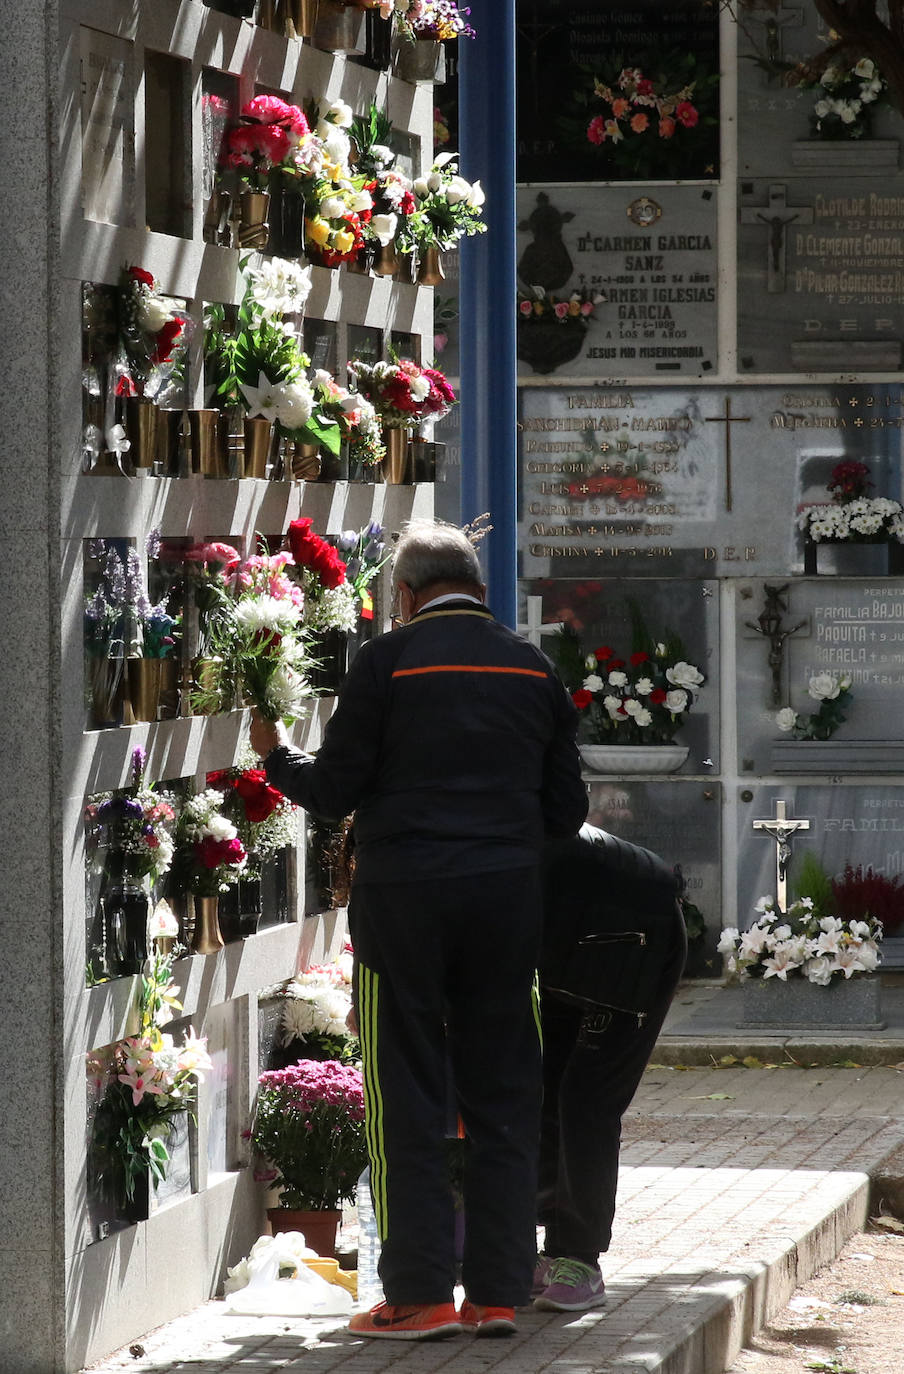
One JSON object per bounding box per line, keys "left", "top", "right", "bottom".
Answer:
{"left": 871, "top": 1215, "right": 904, "bottom": 1233}
{"left": 686, "top": 1092, "right": 735, "bottom": 1100}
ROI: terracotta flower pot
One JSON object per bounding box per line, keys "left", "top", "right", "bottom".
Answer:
{"left": 267, "top": 1206, "right": 341, "bottom": 1256}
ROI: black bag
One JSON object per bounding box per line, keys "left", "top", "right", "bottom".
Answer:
{"left": 539, "top": 824, "right": 683, "bottom": 1025}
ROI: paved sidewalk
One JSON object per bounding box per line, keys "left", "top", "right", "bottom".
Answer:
{"left": 82, "top": 1057, "right": 904, "bottom": 1374}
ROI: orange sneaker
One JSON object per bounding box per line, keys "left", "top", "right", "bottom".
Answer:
{"left": 458, "top": 1300, "right": 517, "bottom": 1337}
{"left": 348, "top": 1300, "right": 462, "bottom": 1340}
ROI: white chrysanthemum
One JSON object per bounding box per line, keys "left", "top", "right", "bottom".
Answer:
{"left": 273, "top": 378, "right": 315, "bottom": 430}
{"left": 234, "top": 596, "right": 298, "bottom": 634}
{"left": 266, "top": 662, "right": 311, "bottom": 718}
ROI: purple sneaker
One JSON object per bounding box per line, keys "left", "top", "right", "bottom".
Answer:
{"left": 534, "top": 1257, "right": 606, "bottom": 1312}
{"left": 531, "top": 1255, "right": 554, "bottom": 1298}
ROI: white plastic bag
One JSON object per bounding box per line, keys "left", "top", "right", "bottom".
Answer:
{"left": 224, "top": 1243, "right": 352, "bottom": 1317}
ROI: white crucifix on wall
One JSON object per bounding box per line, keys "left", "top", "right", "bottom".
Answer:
{"left": 518, "top": 595, "right": 564, "bottom": 650}
{"left": 752, "top": 798, "right": 811, "bottom": 914}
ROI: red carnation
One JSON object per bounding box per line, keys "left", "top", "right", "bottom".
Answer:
{"left": 594, "top": 647, "right": 613, "bottom": 662}
{"left": 129, "top": 266, "right": 155, "bottom": 288}
{"left": 649, "top": 688, "right": 667, "bottom": 705}
{"left": 609, "top": 659, "right": 626, "bottom": 670}
{"left": 572, "top": 689, "right": 593, "bottom": 709}
{"left": 235, "top": 771, "right": 284, "bottom": 823}
{"left": 629, "top": 651, "right": 649, "bottom": 666}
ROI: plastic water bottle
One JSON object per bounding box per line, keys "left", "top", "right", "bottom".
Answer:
{"left": 356, "top": 1166, "right": 383, "bottom": 1308}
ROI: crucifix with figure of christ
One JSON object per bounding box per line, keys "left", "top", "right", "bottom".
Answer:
{"left": 753, "top": 799, "right": 811, "bottom": 914}
{"left": 705, "top": 396, "right": 751, "bottom": 513}
{"left": 741, "top": 184, "right": 814, "bottom": 293}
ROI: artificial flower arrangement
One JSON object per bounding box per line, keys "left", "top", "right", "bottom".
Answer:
{"left": 182, "top": 540, "right": 243, "bottom": 689}
{"left": 223, "top": 95, "right": 312, "bottom": 196}
{"left": 285, "top": 517, "right": 359, "bottom": 638}
{"left": 278, "top": 954, "right": 359, "bottom": 1064}
{"left": 396, "top": 154, "right": 486, "bottom": 259}
{"left": 190, "top": 546, "right": 315, "bottom": 721}
{"left": 719, "top": 896, "right": 882, "bottom": 986}
{"left": 86, "top": 748, "right": 176, "bottom": 890}
{"left": 347, "top": 356, "right": 456, "bottom": 431}
{"left": 797, "top": 460, "right": 904, "bottom": 546}
{"left": 206, "top": 256, "right": 340, "bottom": 457}
{"left": 251, "top": 1059, "right": 368, "bottom": 1212}
{"left": 206, "top": 749, "right": 299, "bottom": 878}
{"left": 552, "top": 614, "right": 705, "bottom": 746}
{"left": 349, "top": 104, "right": 417, "bottom": 258}
{"left": 309, "top": 370, "right": 386, "bottom": 469}
{"left": 586, "top": 65, "right": 700, "bottom": 150}
{"left": 171, "top": 787, "right": 248, "bottom": 896}
{"left": 518, "top": 286, "right": 601, "bottom": 326}
{"left": 89, "top": 948, "right": 213, "bottom": 1211}
{"left": 789, "top": 55, "right": 887, "bottom": 140}
{"left": 775, "top": 671, "right": 853, "bottom": 741}
{"left": 302, "top": 99, "right": 375, "bottom": 267}
{"left": 335, "top": 520, "right": 390, "bottom": 613}
{"left": 114, "top": 265, "right": 187, "bottom": 408}
{"left": 393, "top": 0, "right": 476, "bottom": 41}
{"left": 85, "top": 537, "right": 177, "bottom": 663}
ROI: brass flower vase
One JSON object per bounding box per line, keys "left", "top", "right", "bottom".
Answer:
{"left": 285, "top": 0, "right": 318, "bottom": 39}
{"left": 125, "top": 658, "right": 162, "bottom": 722}
{"left": 238, "top": 189, "right": 270, "bottom": 250}
{"left": 381, "top": 427, "right": 412, "bottom": 484}
{"left": 372, "top": 237, "right": 400, "bottom": 277}
{"left": 392, "top": 35, "right": 446, "bottom": 84}
{"left": 312, "top": 0, "right": 364, "bottom": 52}
{"left": 417, "top": 245, "right": 445, "bottom": 286}
{"left": 243, "top": 417, "right": 272, "bottom": 478}
{"left": 88, "top": 656, "right": 124, "bottom": 729}
{"left": 203, "top": 189, "right": 232, "bottom": 246}
{"left": 125, "top": 397, "right": 166, "bottom": 472}
{"left": 189, "top": 409, "right": 227, "bottom": 477}
{"left": 192, "top": 895, "right": 224, "bottom": 955}
{"left": 289, "top": 441, "right": 322, "bottom": 480}
{"left": 396, "top": 250, "right": 416, "bottom": 284}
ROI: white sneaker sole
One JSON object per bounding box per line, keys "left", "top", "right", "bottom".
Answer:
{"left": 534, "top": 1290, "right": 606, "bottom": 1312}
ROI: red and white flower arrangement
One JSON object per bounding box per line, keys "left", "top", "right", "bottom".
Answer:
{"left": 115, "top": 265, "right": 186, "bottom": 400}
{"left": 175, "top": 787, "right": 248, "bottom": 896}
{"left": 347, "top": 357, "right": 456, "bottom": 430}
{"left": 587, "top": 66, "right": 700, "bottom": 149}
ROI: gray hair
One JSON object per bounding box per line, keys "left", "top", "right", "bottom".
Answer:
{"left": 392, "top": 519, "right": 483, "bottom": 593}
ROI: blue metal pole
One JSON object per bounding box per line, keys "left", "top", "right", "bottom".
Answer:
{"left": 458, "top": 0, "right": 517, "bottom": 627}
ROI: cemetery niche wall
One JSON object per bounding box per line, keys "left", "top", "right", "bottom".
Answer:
{"left": 33, "top": 1, "right": 446, "bottom": 1370}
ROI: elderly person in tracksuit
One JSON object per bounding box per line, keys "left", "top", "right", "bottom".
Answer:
{"left": 251, "top": 519, "right": 587, "bottom": 1341}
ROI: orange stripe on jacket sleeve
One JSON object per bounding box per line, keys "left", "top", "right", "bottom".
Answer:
{"left": 392, "top": 664, "right": 549, "bottom": 680}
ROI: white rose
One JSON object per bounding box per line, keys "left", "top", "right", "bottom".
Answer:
{"left": 349, "top": 189, "right": 374, "bottom": 213}
{"left": 804, "top": 956, "right": 834, "bottom": 986}
{"left": 426, "top": 170, "right": 443, "bottom": 193}
{"left": 854, "top": 57, "right": 875, "bottom": 79}
{"left": 319, "top": 196, "right": 346, "bottom": 221}
{"left": 370, "top": 212, "right": 398, "bottom": 245}
{"left": 775, "top": 707, "right": 798, "bottom": 732}
{"left": 664, "top": 689, "right": 688, "bottom": 714}
{"left": 137, "top": 295, "right": 174, "bottom": 334}
{"left": 813, "top": 99, "right": 831, "bottom": 118}
{"left": 444, "top": 175, "right": 472, "bottom": 205}
{"left": 854, "top": 944, "right": 880, "bottom": 973}
{"left": 370, "top": 143, "right": 394, "bottom": 166}
{"left": 582, "top": 674, "right": 603, "bottom": 692}
{"left": 666, "top": 661, "right": 704, "bottom": 689}
{"left": 838, "top": 102, "right": 858, "bottom": 124}
{"left": 466, "top": 179, "right": 485, "bottom": 208}
{"left": 325, "top": 99, "right": 353, "bottom": 128}
{"left": 807, "top": 672, "right": 841, "bottom": 701}
{"left": 413, "top": 177, "right": 430, "bottom": 198}
{"left": 585, "top": 654, "right": 598, "bottom": 671}
{"left": 409, "top": 374, "right": 430, "bottom": 402}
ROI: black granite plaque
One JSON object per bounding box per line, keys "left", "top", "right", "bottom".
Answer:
{"left": 516, "top": 0, "right": 719, "bottom": 183}
{"left": 522, "top": 576, "right": 719, "bottom": 773}
{"left": 303, "top": 317, "right": 339, "bottom": 374}
{"left": 517, "top": 186, "right": 717, "bottom": 380}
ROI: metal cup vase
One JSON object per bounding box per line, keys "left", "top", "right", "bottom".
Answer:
{"left": 243, "top": 417, "right": 272, "bottom": 478}
{"left": 126, "top": 658, "right": 162, "bottom": 722}
{"left": 191, "top": 894, "right": 224, "bottom": 955}
{"left": 392, "top": 35, "right": 446, "bottom": 83}
{"left": 372, "top": 236, "right": 400, "bottom": 277}
{"left": 238, "top": 190, "right": 270, "bottom": 250}
{"left": 381, "top": 427, "right": 412, "bottom": 484}
{"left": 189, "top": 409, "right": 227, "bottom": 477}
{"left": 289, "top": 441, "right": 322, "bottom": 481}
{"left": 417, "top": 245, "right": 445, "bottom": 286}
{"left": 125, "top": 397, "right": 166, "bottom": 472}
{"left": 312, "top": 0, "right": 365, "bottom": 52}
{"left": 285, "top": 0, "right": 319, "bottom": 38}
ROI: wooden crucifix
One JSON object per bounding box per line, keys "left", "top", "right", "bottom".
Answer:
{"left": 745, "top": 3, "right": 805, "bottom": 80}
{"left": 740, "top": 184, "right": 814, "bottom": 293}
{"left": 753, "top": 799, "right": 811, "bottom": 913}
{"left": 704, "top": 396, "right": 751, "bottom": 513}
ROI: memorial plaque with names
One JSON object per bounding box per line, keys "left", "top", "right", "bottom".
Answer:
{"left": 347, "top": 323, "right": 382, "bottom": 367}
{"left": 516, "top": 0, "right": 719, "bottom": 184}
{"left": 517, "top": 186, "right": 717, "bottom": 380}
{"left": 586, "top": 778, "right": 722, "bottom": 970}
{"left": 80, "top": 27, "right": 135, "bottom": 226}
{"left": 522, "top": 576, "right": 719, "bottom": 772}
{"left": 304, "top": 318, "right": 339, "bottom": 374}
{"left": 518, "top": 384, "right": 904, "bottom": 578}
{"left": 738, "top": 578, "right": 904, "bottom": 773}
{"left": 739, "top": 177, "right": 904, "bottom": 373}
{"left": 738, "top": 783, "right": 904, "bottom": 926}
